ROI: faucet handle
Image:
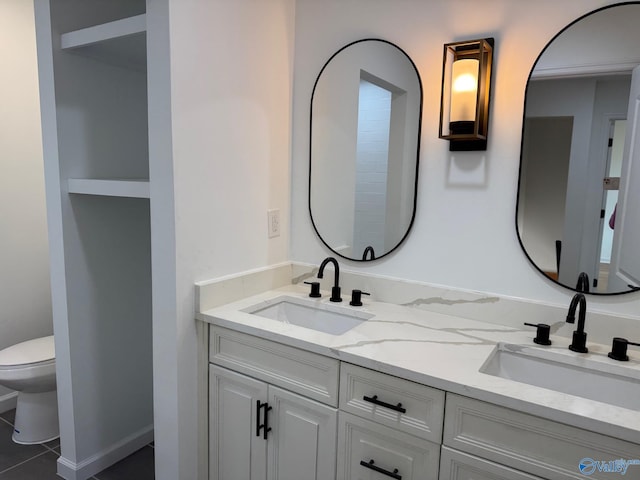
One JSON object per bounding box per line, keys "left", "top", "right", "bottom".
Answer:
{"left": 304, "top": 281, "right": 321, "bottom": 298}
{"left": 608, "top": 337, "right": 640, "bottom": 361}
{"left": 523, "top": 323, "right": 552, "bottom": 346}
{"left": 350, "top": 290, "right": 370, "bottom": 307}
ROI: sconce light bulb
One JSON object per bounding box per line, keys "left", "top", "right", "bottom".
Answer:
{"left": 453, "top": 73, "right": 477, "bottom": 93}
{"left": 450, "top": 58, "right": 479, "bottom": 122}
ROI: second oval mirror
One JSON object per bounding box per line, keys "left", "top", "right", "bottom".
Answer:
{"left": 309, "top": 39, "right": 422, "bottom": 261}
{"left": 518, "top": 2, "right": 640, "bottom": 294}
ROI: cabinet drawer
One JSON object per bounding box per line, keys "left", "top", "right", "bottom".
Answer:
{"left": 337, "top": 411, "right": 440, "bottom": 480}
{"left": 444, "top": 393, "right": 640, "bottom": 480}
{"left": 339, "top": 362, "right": 444, "bottom": 442}
{"left": 440, "top": 446, "right": 544, "bottom": 480}
{"left": 210, "top": 326, "right": 339, "bottom": 406}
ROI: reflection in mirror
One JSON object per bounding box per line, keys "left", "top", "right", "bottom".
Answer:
{"left": 518, "top": 2, "right": 640, "bottom": 294}
{"left": 310, "top": 39, "right": 422, "bottom": 261}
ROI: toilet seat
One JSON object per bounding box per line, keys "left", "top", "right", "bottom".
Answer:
{"left": 0, "top": 336, "right": 55, "bottom": 367}
{"left": 0, "top": 336, "right": 56, "bottom": 392}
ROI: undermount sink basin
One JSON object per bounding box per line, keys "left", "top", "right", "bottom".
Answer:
{"left": 242, "top": 296, "right": 373, "bottom": 335}
{"left": 480, "top": 343, "right": 640, "bottom": 410}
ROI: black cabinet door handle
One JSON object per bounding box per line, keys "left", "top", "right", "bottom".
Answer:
{"left": 256, "top": 400, "right": 273, "bottom": 439}
{"left": 363, "top": 394, "right": 407, "bottom": 414}
{"left": 256, "top": 400, "right": 261, "bottom": 437}
{"left": 359, "top": 459, "right": 402, "bottom": 479}
{"left": 263, "top": 402, "right": 272, "bottom": 440}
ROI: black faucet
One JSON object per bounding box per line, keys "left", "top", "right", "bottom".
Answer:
{"left": 362, "top": 246, "right": 376, "bottom": 261}
{"left": 575, "top": 272, "right": 590, "bottom": 293}
{"left": 566, "top": 293, "right": 588, "bottom": 353}
{"left": 318, "top": 257, "right": 342, "bottom": 302}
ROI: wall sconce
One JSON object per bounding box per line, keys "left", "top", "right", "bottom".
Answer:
{"left": 439, "top": 38, "right": 494, "bottom": 151}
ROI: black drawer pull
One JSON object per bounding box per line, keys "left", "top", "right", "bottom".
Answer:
{"left": 359, "top": 459, "right": 402, "bottom": 479}
{"left": 363, "top": 395, "right": 407, "bottom": 414}
{"left": 256, "top": 400, "right": 273, "bottom": 440}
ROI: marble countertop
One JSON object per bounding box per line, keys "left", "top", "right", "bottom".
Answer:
{"left": 197, "top": 284, "right": 640, "bottom": 445}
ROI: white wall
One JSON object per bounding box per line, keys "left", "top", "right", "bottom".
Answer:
{"left": 155, "top": 0, "right": 295, "bottom": 478}
{"left": 310, "top": 44, "right": 359, "bottom": 254}
{"left": 290, "top": 0, "right": 640, "bottom": 316}
{"left": 525, "top": 78, "right": 597, "bottom": 285}
{"left": 0, "top": 1, "right": 52, "bottom": 352}
{"left": 519, "top": 116, "right": 572, "bottom": 273}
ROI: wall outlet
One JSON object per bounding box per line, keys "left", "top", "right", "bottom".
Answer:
{"left": 267, "top": 209, "right": 280, "bottom": 238}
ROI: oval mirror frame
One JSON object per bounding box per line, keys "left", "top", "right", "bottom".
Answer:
{"left": 309, "top": 38, "right": 422, "bottom": 262}
{"left": 517, "top": 2, "right": 640, "bottom": 295}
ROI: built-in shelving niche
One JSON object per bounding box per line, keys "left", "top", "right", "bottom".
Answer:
{"left": 58, "top": 12, "right": 149, "bottom": 191}
{"left": 37, "top": 0, "right": 154, "bottom": 472}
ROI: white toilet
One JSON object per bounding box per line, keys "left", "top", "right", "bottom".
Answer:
{"left": 0, "top": 335, "right": 59, "bottom": 444}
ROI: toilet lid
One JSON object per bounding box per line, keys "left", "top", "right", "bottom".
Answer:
{"left": 0, "top": 336, "right": 55, "bottom": 366}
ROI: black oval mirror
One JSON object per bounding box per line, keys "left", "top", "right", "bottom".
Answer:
{"left": 310, "top": 39, "right": 422, "bottom": 261}
{"left": 518, "top": 2, "right": 640, "bottom": 294}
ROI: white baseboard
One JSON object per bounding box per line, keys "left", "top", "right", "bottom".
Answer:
{"left": 57, "top": 424, "right": 154, "bottom": 480}
{"left": 0, "top": 391, "right": 18, "bottom": 414}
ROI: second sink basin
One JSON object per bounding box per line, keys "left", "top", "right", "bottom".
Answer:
{"left": 243, "top": 295, "right": 373, "bottom": 335}
{"left": 480, "top": 343, "right": 640, "bottom": 410}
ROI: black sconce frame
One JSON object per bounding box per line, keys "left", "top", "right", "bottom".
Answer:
{"left": 439, "top": 38, "right": 494, "bottom": 151}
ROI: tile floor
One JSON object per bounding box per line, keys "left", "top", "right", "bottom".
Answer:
{"left": 0, "top": 409, "right": 154, "bottom": 479}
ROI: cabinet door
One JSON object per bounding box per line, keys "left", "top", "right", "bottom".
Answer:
{"left": 338, "top": 411, "right": 440, "bottom": 480}
{"left": 267, "top": 385, "right": 338, "bottom": 480}
{"left": 209, "top": 365, "right": 268, "bottom": 480}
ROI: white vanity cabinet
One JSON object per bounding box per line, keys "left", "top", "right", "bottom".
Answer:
{"left": 442, "top": 393, "right": 640, "bottom": 480}
{"left": 209, "top": 327, "right": 339, "bottom": 480}
{"left": 337, "top": 363, "right": 444, "bottom": 479}
{"left": 209, "top": 365, "right": 337, "bottom": 480}
{"left": 205, "top": 323, "right": 640, "bottom": 480}
{"left": 208, "top": 326, "right": 444, "bottom": 480}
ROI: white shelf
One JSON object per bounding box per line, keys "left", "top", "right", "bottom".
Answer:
{"left": 68, "top": 178, "right": 150, "bottom": 198}
{"left": 61, "top": 14, "right": 146, "bottom": 71}
{"left": 61, "top": 14, "right": 146, "bottom": 49}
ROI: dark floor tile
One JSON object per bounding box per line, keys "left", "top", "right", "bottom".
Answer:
{"left": 43, "top": 438, "right": 60, "bottom": 451}
{"left": 0, "top": 451, "right": 59, "bottom": 479}
{"left": 44, "top": 444, "right": 60, "bottom": 456}
{"left": 0, "top": 407, "right": 153, "bottom": 480}
{"left": 94, "top": 446, "right": 154, "bottom": 480}
{"left": 0, "top": 422, "right": 47, "bottom": 473}
{"left": 0, "top": 410, "right": 15, "bottom": 426}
